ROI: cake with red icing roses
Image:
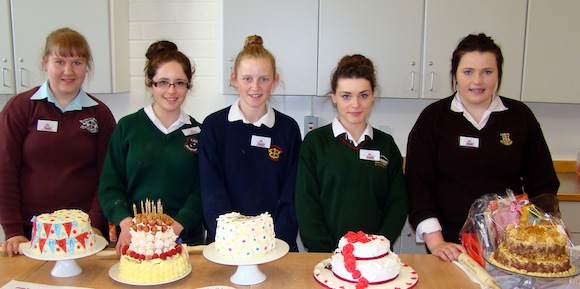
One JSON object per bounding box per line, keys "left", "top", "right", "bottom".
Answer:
{"left": 330, "top": 231, "right": 402, "bottom": 287}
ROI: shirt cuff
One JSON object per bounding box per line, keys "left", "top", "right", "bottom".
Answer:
{"left": 416, "top": 217, "right": 442, "bottom": 242}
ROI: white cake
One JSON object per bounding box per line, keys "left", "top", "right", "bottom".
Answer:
{"left": 30, "top": 209, "right": 95, "bottom": 255}
{"left": 330, "top": 231, "right": 402, "bottom": 284}
{"left": 119, "top": 200, "right": 190, "bottom": 283}
{"left": 214, "top": 212, "right": 276, "bottom": 257}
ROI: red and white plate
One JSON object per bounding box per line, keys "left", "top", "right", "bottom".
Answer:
{"left": 313, "top": 258, "right": 418, "bottom": 289}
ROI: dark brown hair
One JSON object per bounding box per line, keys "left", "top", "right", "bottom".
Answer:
{"left": 450, "top": 33, "right": 503, "bottom": 92}
{"left": 330, "top": 54, "right": 377, "bottom": 94}
{"left": 144, "top": 40, "right": 195, "bottom": 88}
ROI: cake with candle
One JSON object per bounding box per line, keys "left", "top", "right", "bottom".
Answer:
{"left": 329, "top": 231, "right": 402, "bottom": 287}
{"left": 30, "top": 209, "right": 96, "bottom": 255}
{"left": 118, "top": 199, "right": 190, "bottom": 283}
{"left": 214, "top": 212, "right": 276, "bottom": 257}
{"left": 491, "top": 223, "right": 575, "bottom": 277}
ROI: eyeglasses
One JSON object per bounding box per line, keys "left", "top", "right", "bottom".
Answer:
{"left": 150, "top": 80, "right": 191, "bottom": 90}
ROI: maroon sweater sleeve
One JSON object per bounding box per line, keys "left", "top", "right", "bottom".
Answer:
{"left": 0, "top": 89, "right": 37, "bottom": 239}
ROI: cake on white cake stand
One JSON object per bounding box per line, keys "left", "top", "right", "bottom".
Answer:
{"left": 203, "top": 238, "right": 289, "bottom": 285}
{"left": 23, "top": 235, "right": 107, "bottom": 277}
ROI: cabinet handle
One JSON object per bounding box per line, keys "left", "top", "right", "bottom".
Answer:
{"left": 429, "top": 72, "right": 435, "bottom": 91}
{"left": 19, "top": 68, "right": 25, "bottom": 87}
{"left": 410, "top": 71, "right": 416, "bottom": 91}
{"left": 2, "top": 68, "right": 8, "bottom": 87}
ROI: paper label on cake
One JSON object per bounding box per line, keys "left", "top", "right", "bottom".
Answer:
{"left": 67, "top": 237, "right": 76, "bottom": 253}
{"left": 38, "top": 238, "right": 47, "bottom": 252}
{"left": 56, "top": 239, "right": 67, "bottom": 253}
{"left": 35, "top": 221, "right": 42, "bottom": 233}
{"left": 47, "top": 239, "right": 56, "bottom": 253}
{"left": 63, "top": 222, "right": 73, "bottom": 237}
{"left": 43, "top": 223, "right": 52, "bottom": 237}
{"left": 53, "top": 223, "right": 62, "bottom": 238}
{"left": 76, "top": 232, "right": 89, "bottom": 249}
{"left": 31, "top": 236, "right": 39, "bottom": 249}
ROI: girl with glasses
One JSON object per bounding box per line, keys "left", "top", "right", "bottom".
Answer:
{"left": 99, "top": 40, "right": 205, "bottom": 257}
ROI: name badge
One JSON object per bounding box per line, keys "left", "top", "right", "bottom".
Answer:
{"left": 182, "top": 126, "right": 201, "bottom": 136}
{"left": 37, "top": 120, "right": 58, "bottom": 133}
{"left": 459, "top": 136, "right": 479, "bottom": 148}
{"left": 251, "top": 135, "right": 271, "bottom": 148}
{"left": 359, "top": 149, "right": 380, "bottom": 161}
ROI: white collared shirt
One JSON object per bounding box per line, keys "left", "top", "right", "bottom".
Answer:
{"left": 30, "top": 80, "right": 97, "bottom": 112}
{"left": 450, "top": 92, "right": 508, "bottom": 130}
{"left": 331, "top": 117, "right": 374, "bottom": 146}
{"left": 227, "top": 99, "right": 275, "bottom": 128}
{"left": 144, "top": 104, "right": 191, "bottom": 134}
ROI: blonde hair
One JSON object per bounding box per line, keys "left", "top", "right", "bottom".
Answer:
{"left": 43, "top": 28, "right": 93, "bottom": 75}
{"left": 233, "top": 35, "right": 276, "bottom": 74}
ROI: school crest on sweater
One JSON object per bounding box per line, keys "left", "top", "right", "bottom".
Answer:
{"left": 268, "top": 145, "right": 283, "bottom": 161}
{"left": 184, "top": 137, "right": 199, "bottom": 152}
{"left": 79, "top": 118, "right": 98, "bottom": 133}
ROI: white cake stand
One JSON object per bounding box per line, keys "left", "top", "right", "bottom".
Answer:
{"left": 203, "top": 239, "right": 289, "bottom": 285}
{"left": 23, "top": 235, "right": 107, "bottom": 277}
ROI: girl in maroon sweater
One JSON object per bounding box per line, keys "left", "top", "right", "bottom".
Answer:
{"left": 0, "top": 28, "right": 115, "bottom": 256}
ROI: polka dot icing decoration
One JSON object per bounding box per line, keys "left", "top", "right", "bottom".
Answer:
{"left": 214, "top": 212, "right": 276, "bottom": 258}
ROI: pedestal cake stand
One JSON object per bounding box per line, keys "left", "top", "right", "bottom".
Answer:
{"left": 203, "top": 239, "right": 289, "bottom": 285}
{"left": 23, "top": 235, "right": 107, "bottom": 277}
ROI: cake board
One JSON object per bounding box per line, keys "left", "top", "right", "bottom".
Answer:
{"left": 485, "top": 252, "right": 580, "bottom": 289}
{"left": 313, "top": 258, "right": 418, "bottom": 289}
{"left": 108, "top": 262, "right": 192, "bottom": 286}
{"left": 203, "top": 238, "right": 289, "bottom": 285}
{"left": 22, "top": 235, "right": 107, "bottom": 277}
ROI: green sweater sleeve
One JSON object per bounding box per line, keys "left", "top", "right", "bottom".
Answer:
{"left": 99, "top": 120, "right": 131, "bottom": 226}
{"left": 295, "top": 132, "right": 335, "bottom": 252}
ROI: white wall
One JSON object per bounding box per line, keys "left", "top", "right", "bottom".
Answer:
{"left": 2, "top": 0, "right": 579, "bottom": 160}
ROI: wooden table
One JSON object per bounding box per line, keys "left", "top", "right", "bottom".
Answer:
{"left": 1, "top": 251, "right": 479, "bottom": 289}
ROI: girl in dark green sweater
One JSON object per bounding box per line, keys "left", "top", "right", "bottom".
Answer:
{"left": 295, "top": 55, "right": 408, "bottom": 252}
{"left": 99, "top": 41, "right": 204, "bottom": 256}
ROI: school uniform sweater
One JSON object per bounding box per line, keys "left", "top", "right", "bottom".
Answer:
{"left": 406, "top": 95, "right": 559, "bottom": 243}
{"left": 0, "top": 86, "right": 115, "bottom": 239}
{"left": 199, "top": 107, "right": 301, "bottom": 249}
{"left": 98, "top": 109, "right": 204, "bottom": 240}
{"left": 295, "top": 124, "right": 408, "bottom": 252}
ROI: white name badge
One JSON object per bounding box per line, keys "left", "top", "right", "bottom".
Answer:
{"left": 359, "top": 149, "right": 380, "bottom": 161}
{"left": 459, "top": 136, "right": 479, "bottom": 148}
{"left": 182, "top": 126, "right": 201, "bottom": 136}
{"left": 37, "top": 120, "right": 58, "bottom": 132}
{"left": 250, "top": 135, "right": 271, "bottom": 148}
